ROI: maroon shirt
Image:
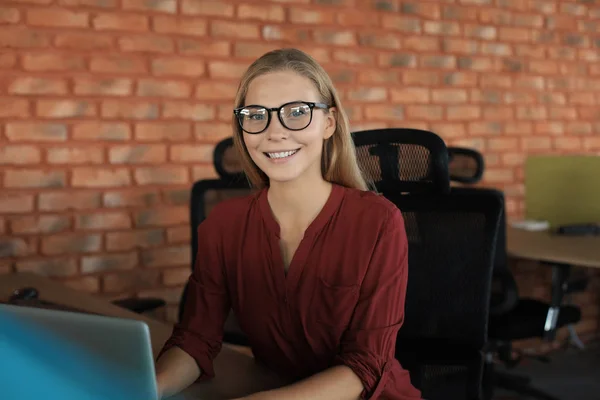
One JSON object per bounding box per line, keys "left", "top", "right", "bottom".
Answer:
{"left": 159, "top": 184, "right": 422, "bottom": 399}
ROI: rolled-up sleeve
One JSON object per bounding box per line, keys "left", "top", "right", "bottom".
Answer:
{"left": 333, "top": 208, "right": 411, "bottom": 399}
{"left": 157, "top": 216, "right": 230, "bottom": 381}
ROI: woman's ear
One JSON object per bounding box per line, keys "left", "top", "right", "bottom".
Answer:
{"left": 323, "top": 107, "right": 337, "bottom": 139}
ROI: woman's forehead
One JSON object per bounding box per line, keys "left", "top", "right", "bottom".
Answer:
{"left": 245, "top": 71, "right": 319, "bottom": 107}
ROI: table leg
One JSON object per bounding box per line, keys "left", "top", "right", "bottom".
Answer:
{"left": 541, "top": 262, "right": 571, "bottom": 341}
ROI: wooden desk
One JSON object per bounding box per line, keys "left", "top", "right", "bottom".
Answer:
{"left": 506, "top": 226, "right": 600, "bottom": 343}
{"left": 507, "top": 226, "right": 600, "bottom": 269}
{"left": 0, "top": 272, "right": 287, "bottom": 400}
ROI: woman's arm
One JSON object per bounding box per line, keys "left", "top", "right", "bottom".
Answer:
{"left": 155, "top": 346, "right": 201, "bottom": 399}
{"left": 239, "top": 365, "right": 363, "bottom": 400}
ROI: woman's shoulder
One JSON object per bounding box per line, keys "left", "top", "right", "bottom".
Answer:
{"left": 340, "top": 186, "right": 404, "bottom": 229}
{"left": 202, "top": 189, "right": 262, "bottom": 227}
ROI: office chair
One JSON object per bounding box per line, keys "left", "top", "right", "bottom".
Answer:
{"left": 446, "top": 148, "right": 583, "bottom": 400}
{"left": 181, "top": 137, "right": 253, "bottom": 346}
{"left": 352, "top": 128, "right": 502, "bottom": 399}
{"left": 448, "top": 147, "right": 485, "bottom": 184}
{"left": 389, "top": 189, "right": 502, "bottom": 400}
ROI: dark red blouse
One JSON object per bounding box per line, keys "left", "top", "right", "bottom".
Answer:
{"left": 159, "top": 184, "right": 422, "bottom": 399}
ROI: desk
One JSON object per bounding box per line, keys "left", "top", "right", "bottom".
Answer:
{"left": 506, "top": 226, "right": 600, "bottom": 342}
{"left": 0, "top": 272, "right": 287, "bottom": 400}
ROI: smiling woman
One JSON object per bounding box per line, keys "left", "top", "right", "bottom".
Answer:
{"left": 154, "top": 48, "right": 422, "bottom": 400}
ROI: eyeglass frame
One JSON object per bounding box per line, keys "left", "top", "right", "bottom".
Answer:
{"left": 233, "top": 101, "right": 330, "bottom": 134}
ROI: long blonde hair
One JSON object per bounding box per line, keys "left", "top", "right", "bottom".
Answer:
{"left": 231, "top": 48, "right": 369, "bottom": 191}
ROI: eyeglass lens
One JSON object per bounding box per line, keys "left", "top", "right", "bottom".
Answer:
{"left": 238, "top": 102, "right": 312, "bottom": 134}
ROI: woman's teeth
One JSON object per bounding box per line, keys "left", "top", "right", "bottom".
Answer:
{"left": 267, "top": 149, "right": 298, "bottom": 159}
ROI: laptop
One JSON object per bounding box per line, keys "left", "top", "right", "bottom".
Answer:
{"left": 0, "top": 303, "right": 159, "bottom": 400}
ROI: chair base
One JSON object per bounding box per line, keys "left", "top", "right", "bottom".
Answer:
{"left": 494, "top": 370, "right": 562, "bottom": 400}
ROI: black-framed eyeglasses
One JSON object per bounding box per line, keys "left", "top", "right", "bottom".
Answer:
{"left": 233, "top": 101, "right": 330, "bottom": 134}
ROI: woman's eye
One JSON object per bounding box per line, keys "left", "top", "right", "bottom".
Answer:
{"left": 249, "top": 114, "right": 265, "bottom": 120}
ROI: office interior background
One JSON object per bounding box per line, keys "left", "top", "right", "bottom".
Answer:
{"left": 1, "top": 0, "right": 599, "bottom": 355}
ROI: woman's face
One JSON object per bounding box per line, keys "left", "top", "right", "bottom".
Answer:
{"left": 240, "top": 70, "right": 336, "bottom": 187}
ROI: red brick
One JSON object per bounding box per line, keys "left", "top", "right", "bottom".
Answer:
{"left": 358, "top": 70, "right": 400, "bottom": 84}
{"left": 103, "top": 269, "right": 161, "bottom": 293}
{"left": 137, "top": 79, "right": 191, "bottom": 98}
{"left": 233, "top": 43, "right": 283, "bottom": 59}
{"left": 72, "top": 168, "right": 131, "bottom": 188}
{"left": 522, "top": 137, "right": 552, "bottom": 151}
{"left": 403, "top": 36, "right": 440, "bottom": 52}
{"left": 5, "top": 123, "right": 67, "bottom": 142}
{"left": 535, "top": 122, "right": 565, "bottom": 136}
{"left": 0, "top": 26, "right": 52, "bottom": 48}
{"left": 22, "top": 53, "right": 86, "bottom": 72}
{"left": 192, "top": 165, "right": 218, "bottom": 180}
{"left": 163, "top": 188, "right": 191, "bottom": 206}
{"left": 4, "top": 169, "right": 66, "bottom": 188}
{"left": 432, "top": 89, "right": 468, "bottom": 104}
{"left": 58, "top": 0, "right": 118, "bottom": 7}
{"left": 9, "top": 77, "right": 68, "bottom": 95}
{"left": 447, "top": 106, "right": 481, "bottom": 121}
{"left": 381, "top": 15, "right": 421, "bottom": 33}
{"left": 486, "top": 138, "right": 519, "bottom": 151}
{"left": 92, "top": 13, "right": 148, "bottom": 31}
{"left": 153, "top": 16, "right": 206, "bottom": 36}
{"left": 514, "top": 76, "right": 544, "bottom": 90}
{"left": 481, "top": 75, "right": 512, "bottom": 88}
{"left": 0, "top": 53, "right": 17, "bottom": 68}
{"left": 583, "top": 137, "right": 600, "bottom": 151}
{"left": 152, "top": 57, "right": 205, "bottom": 78}
{"left": 468, "top": 121, "right": 503, "bottom": 136}
{"left": 405, "top": 105, "right": 443, "bottom": 121}
{"left": 101, "top": 101, "right": 159, "bottom": 120}
{"left": 290, "top": 8, "right": 335, "bottom": 24}
{"left": 483, "top": 168, "right": 514, "bottom": 183}
{"left": 211, "top": 20, "right": 260, "bottom": 39}
{"left": 262, "top": 25, "right": 310, "bottom": 42}
{"left": 16, "top": 258, "right": 78, "bottom": 277}
{"left": 74, "top": 77, "right": 132, "bottom": 96}
{"left": 141, "top": 245, "right": 190, "bottom": 268}
{"left": 424, "top": 21, "right": 461, "bottom": 36}
{"left": 76, "top": 211, "right": 131, "bottom": 230}
{"left": 237, "top": 4, "right": 285, "bottom": 22}
{"left": 109, "top": 145, "right": 167, "bottom": 164}
{"left": 347, "top": 87, "right": 387, "bottom": 102}
{"left": 134, "top": 206, "right": 188, "bottom": 228}
{"left": 90, "top": 55, "right": 147, "bottom": 74}
{"left": 122, "top": 0, "right": 175, "bottom": 12}
{"left": 363, "top": 105, "right": 404, "bottom": 120}
{"left": 63, "top": 276, "right": 100, "bottom": 293}
{"left": 119, "top": 35, "right": 174, "bottom": 53}
{"left": 194, "top": 82, "right": 236, "bottom": 102}
{"left": 566, "top": 122, "right": 593, "bottom": 136}
{"left": 0, "top": 6, "right": 20, "bottom": 23}
{"left": 554, "top": 137, "right": 582, "bottom": 151}
{"left": 37, "top": 99, "right": 96, "bottom": 118}
{"left": 0, "top": 237, "right": 34, "bottom": 257}
{"left": 42, "top": 234, "right": 102, "bottom": 255}
{"left": 182, "top": 0, "right": 233, "bottom": 16}
{"left": 134, "top": 166, "right": 189, "bottom": 185}
{"left": 106, "top": 229, "right": 164, "bottom": 251}
{"left": 517, "top": 106, "right": 547, "bottom": 120}
{"left": 27, "top": 8, "right": 88, "bottom": 28}
{"left": 81, "top": 252, "right": 138, "bottom": 274}
{"left": 10, "top": 215, "right": 70, "bottom": 234}
{"left": 529, "top": 60, "right": 558, "bottom": 74}
{"left": 55, "top": 32, "right": 113, "bottom": 50}
{"left": 166, "top": 226, "right": 190, "bottom": 243}
{"left": 0, "top": 145, "right": 41, "bottom": 165}
{"left": 430, "top": 123, "right": 467, "bottom": 138}
{"left": 162, "top": 102, "right": 214, "bottom": 121}
{"left": 39, "top": 191, "right": 101, "bottom": 211}
{"left": 501, "top": 153, "right": 525, "bottom": 166}
{"left": 194, "top": 122, "right": 233, "bottom": 141}
{"left": 72, "top": 122, "right": 131, "bottom": 141}
{"left": 47, "top": 147, "right": 104, "bottom": 164}
{"left": 135, "top": 122, "right": 192, "bottom": 141}
{"left": 163, "top": 267, "right": 191, "bottom": 286}
{"left": 483, "top": 106, "right": 514, "bottom": 120}
{"left": 178, "top": 39, "right": 231, "bottom": 56}
{"left": 170, "top": 144, "right": 213, "bottom": 163}
{"left": 103, "top": 190, "right": 160, "bottom": 208}
{"left": 358, "top": 32, "right": 401, "bottom": 50}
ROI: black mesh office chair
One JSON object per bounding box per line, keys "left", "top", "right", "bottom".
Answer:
{"left": 447, "top": 148, "right": 583, "bottom": 400}
{"left": 448, "top": 147, "right": 485, "bottom": 184}
{"left": 352, "top": 128, "right": 502, "bottom": 399}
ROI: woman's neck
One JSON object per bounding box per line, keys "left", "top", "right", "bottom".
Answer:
{"left": 267, "top": 177, "right": 333, "bottom": 231}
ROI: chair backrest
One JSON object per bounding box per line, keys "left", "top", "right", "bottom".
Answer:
{"left": 388, "top": 188, "right": 502, "bottom": 399}
{"left": 213, "top": 137, "right": 246, "bottom": 182}
{"left": 448, "top": 147, "right": 485, "bottom": 184}
{"left": 352, "top": 128, "right": 450, "bottom": 196}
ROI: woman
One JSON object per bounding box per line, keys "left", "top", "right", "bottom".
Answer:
{"left": 155, "top": 48, "right": 422, "bottom": 400}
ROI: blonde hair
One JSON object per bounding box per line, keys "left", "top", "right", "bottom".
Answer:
{"left": 231, "top": 48, "right": 369, "bottom": 191}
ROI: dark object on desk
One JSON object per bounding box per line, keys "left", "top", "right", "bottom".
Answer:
{"left": 10, "top": 286, "right": 39, "bottom": 301}
{"left": 555, "top": 223, "right": 600, "bottom": 236}
{"left": 388, "top": 188, "right": 503, "bottom": 400}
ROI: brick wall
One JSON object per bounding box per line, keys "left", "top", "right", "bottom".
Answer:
{"left": 1, "top": 0, "right": 598, "bottom": 345}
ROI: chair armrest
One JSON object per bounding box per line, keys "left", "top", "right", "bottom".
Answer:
{"left": 490, "top": 269, "right": 519, "bottom": 315}
{"left": 111, "top": 297, "right": 166, "bottom": 314}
